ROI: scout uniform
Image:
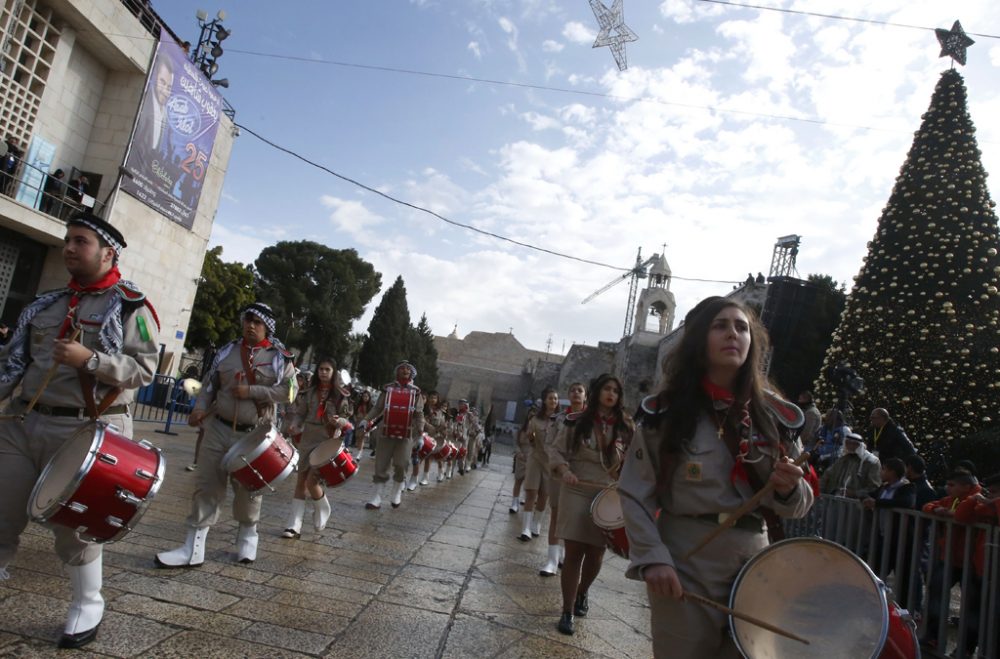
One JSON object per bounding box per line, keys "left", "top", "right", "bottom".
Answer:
{"left": 156, "top": 302, "right": 294, "bottom": 568}
{"left": 519, "top": 412, "right": 556, "bottom": 539}
{"left": 0, "top": 214, "right": 158, "bottom": 649}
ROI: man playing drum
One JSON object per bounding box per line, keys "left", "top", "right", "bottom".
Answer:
{"left": 156, "top": 302, "right": 295, "bottom": 568}
{"left": 360, "top": 361, "right": 424, "bottom": 509}
{"left": 0, "top": 213, "right": 159, "bottom": 649}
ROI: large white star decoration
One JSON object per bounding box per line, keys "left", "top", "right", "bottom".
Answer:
{"left": 590, "top": 0, "right": 638, "bottom": 71}
{"left": 935, "top": 20, "right": 975, "bottom": 67}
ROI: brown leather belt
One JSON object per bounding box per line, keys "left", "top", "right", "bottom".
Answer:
{"left": 24, "top": 401, "right": 128, "bottom": 418}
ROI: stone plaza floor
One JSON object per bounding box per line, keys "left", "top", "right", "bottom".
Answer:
{"left": 0, "top": 422, "right": 653, "bottom": 657}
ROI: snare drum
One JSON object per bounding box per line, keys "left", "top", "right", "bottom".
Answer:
{"left": 456, "top": 445, "right": 468, "bottom": 460}
{"left": 28, "top": 422, "right": 165, "bottom": 543}
{"left": 223, "top": 425, "right": 298, "bottom": 493}
{"left": 415, "top": 433, "right": 436, "bottom": 460}
{"left": 729, "top": 537, "right": 919, "bottom": 659}
{"left": 434, "top": 441, "right": 455, "bottom": 460}
{"left": 309, "top": 439, "right": 358, "bottom": 487}
{"left": 590, "top": 487, "right": 629, "bottom": 559}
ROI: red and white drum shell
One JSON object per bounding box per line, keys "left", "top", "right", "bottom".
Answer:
{"left": 28, "top": 422, "right": 165, "bottom": 543}
{"left": 729, "top": 537, "right": 918, "bottom": 659}
{"left": 456, "top": 445, "right": 468, "bottom": 460}
{"left": 415, "top": 433, "right": 436, "bottom": 460}
{"left": 434, "top": 441, "right": 456, "bottom": 460}
{"left": 590, "top": 487, "right": 629, "bottom": 559}
{"left": 383, "top": 387, "right": 417, "bottom": 439}
{"left": 309, "top": 439, "right": 358, "bottom": 488}
{"left": 223, "top": 425, "right": 299, "bottom": 493}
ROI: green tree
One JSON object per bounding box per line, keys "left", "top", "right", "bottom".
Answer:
{"left": 357, "top": 276, "right": 411, "bottom": 386}
{"left": 254, "top": 241, "right": 381, "bottom": 366}
{"left": 409, "top": 313, "right": 440, "bottom": 391}
{"left": 185, "top": 246, "right": 255, "bottom": 351}
{"left": 815, "top": 69, "right": 1000, "bottom": 466}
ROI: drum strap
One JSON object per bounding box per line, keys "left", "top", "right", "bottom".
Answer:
{"left": 77, "top": 370, "right": 123, "bottom": 421}
{"left": 239, "top": 344, "right": 268, "bottom": 418}
{"left": 720, "top": 424, "right": 785, "bottom": 542}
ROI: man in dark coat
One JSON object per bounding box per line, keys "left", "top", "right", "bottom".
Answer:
{"left": 868, "top": 408, "right": 915, "bottom": 463}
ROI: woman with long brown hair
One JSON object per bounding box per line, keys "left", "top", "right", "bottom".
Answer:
{"left": 281, "top": 358, "right": 352, "bottom": 539}
{"left": 548, "top": 374, "right": 633, "bottom": 635}
{"left": 519, "top": 387, "right": 560, "bottom": 541}
{"left": 619, "top": 296, "right": 813, "bottom": 658}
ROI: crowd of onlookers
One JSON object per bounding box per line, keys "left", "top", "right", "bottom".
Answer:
{"left": 1, "top": 134, "right": 93, "bottom": 218}
{"left": 795, "top": 391, "right": 999, "bottom": 656}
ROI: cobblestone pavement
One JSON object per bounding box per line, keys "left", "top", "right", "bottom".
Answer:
{"left": 0, "top": 422, "right": 652, "bottom": 657}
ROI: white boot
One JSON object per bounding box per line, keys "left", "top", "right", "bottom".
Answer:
{"left": 313, "top": 495, "right": 332, "bottom": 531}
{"left": 509, "top": 496, "right": 520, "bottom": 514}
{"left": 519, "top": 511, "right": 534, "bottom": 541}
{"left": 436, "top": 465, "right": 444, "bottom": 483}
{"left": 366, "top": 482, "right": 388, "bottom": 509}
{"left": 532, "top": 516, "right": 542, "bottom": 537}
{"left": 406, "top": 474, "right": 417, "bottom": 492}
{"left": 155, "top": 527, "right": 208, "bottom": 568}
{"left": 539, "top": 544, "right": 560, "bottom": 577}
{"left": 558, "top": 543, "right": 565, "bottom": 567}
{"left": 59, "top": 559, "right": 104, "bottom": 649}
{"left": 390, "top": 480, "right": 405, "bottom": 508}
{"left": 236, "top": 524, "right": 259, "bottom": 564}
{"left": 282, "top": 499, "right": 306, "bottom": 539}
{"left": 419, "top": 466, "right": 429, "bottom": 486}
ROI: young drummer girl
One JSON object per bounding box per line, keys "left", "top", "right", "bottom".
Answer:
{"left": 548, "top": 374, "right": 633, "bottom": 636}
{"left": 282, "top": 359, "right": 352, "bottom": 538}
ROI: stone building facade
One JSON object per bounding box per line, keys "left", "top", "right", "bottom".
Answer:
{"left": 0, "top": 0, "right": 234, "bottom": 365}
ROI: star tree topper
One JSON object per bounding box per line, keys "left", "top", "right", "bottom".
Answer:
{"left": 935, "top": 20, "right": 975, "bottom": 67}
{"left": 590, "top": 0, "right": 638, "bottom": 71}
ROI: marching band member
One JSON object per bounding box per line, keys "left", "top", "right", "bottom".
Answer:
{"left": 0, "top": 213, "right": 159, "bottom": 649}
{"left": 510, "top": 413, "right": 532, "bottom": 513}
{"left": 453, "top": 399, "right": 472, "bottom": 474}
{"left": 420, "top": 391, "right": 447, "bottom": 484}
{"left": 618, "top": 297, "right": 812, "bottom": 658}
{"left": 360, "top": 361, "right": 424, "bottom": 509}
{"left": 519, "top": 388, "right": 559, "bottom": 542}
{"left": 548, "top": 375, "right": 633, "bottom": 636}
{"left": 156, "top": 302, "right": 295, "bottom": 568}
{"left": 351, "top": 388, "right": 372, "bottom": 458}
{"left": 282, "top": 359, "right": 351, "bottom": 538}
{"left": 539, "top": 382, "right": 587, "bottom": 577}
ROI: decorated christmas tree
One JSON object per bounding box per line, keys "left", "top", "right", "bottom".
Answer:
{"left": 815, "top": 34, "right": 1000, "bottom": 465}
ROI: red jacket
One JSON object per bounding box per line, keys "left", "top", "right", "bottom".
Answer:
{"left": 954, "top": 495, "right": 999, "bottom": 576}
{"left": 923, "top": 486, "right": 982, "bottom": 566}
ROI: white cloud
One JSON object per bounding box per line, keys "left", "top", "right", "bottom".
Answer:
{"left": 468, "top": 41, "right": 482, "bottom": 59}
{"left": 520, "top": 111, "right": 560, "bottom": 131}
{"left": 542, "top": 39, "right": 563, "bottom": 53}
{"left": 208, "top": 223, "right": 269, "bottom": 266}
{"left": 562, "top": 21, "right": 595, "bottom": 45}
{"left": 320, "top": 196, "right": 385, "bottom": 247}
{"left": 497, "top": 16, "right": 526, "bottom": 71}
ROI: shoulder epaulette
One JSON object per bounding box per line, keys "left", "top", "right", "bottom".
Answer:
{"left": 116, "top": 280, "right": 161, "bottom": 329}
{"left": 764, "top": 390, "right": 804, "bottom": 429}
{"left": 640, "top": 395, "right": 664, "bottom": 416}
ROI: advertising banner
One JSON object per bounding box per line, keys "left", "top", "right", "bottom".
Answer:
{"left": 121, "top": 35, "right": 224, "bottom": 229}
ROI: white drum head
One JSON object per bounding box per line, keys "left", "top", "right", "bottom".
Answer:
{"left": 590, "top": 487, "right": 624, "bottom": 530}
{"left": 309, "top": 439, "right": 343, "bottom": 467}
{"left": 222, "top": 424, "right": 271, "bottom": 472}
{"left": 730, "top": 537, "right": 888, "bottom": 659}
{"left": 29, "top": 425, "right": 101, "bottom": 520}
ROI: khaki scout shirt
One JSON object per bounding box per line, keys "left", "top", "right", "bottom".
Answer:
{"left": 195, "top": 340, "right": 294, "bottom": 426}
{"left": 290, "top": 385, "right": 352, "bottom": 430}
{"left": 0, "top": 288, "right": 159, "bottom": 407}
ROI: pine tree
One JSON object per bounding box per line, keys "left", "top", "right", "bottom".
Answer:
{"left": 409, "top": 313, "right": 440, "bottom": 392}
{"left": 357, "top": 276, "right": 411, "bottom": 386}
{"left": 816, "top": 69, "right": 1000, "bottom": 465}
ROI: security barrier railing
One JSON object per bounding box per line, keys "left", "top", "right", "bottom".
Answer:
{"left": 785, "top": 495, "right": 999, "bottom": 659}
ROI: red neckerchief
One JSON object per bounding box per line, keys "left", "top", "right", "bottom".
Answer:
{"left": 238, "top": 337, "right": 271, "bottom": 386}
{"left": 59, "top": 266, "right": 121, "bottom": 338}
{"left": 316, "top": 383, "right": 332, "bottom": 420}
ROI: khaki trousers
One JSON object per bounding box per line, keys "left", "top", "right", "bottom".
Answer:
{"left": 186, "top": 417, "right": 263, "bottom": 528}
{"left": 373, "top": 434, "right": 411, "bottom": 483}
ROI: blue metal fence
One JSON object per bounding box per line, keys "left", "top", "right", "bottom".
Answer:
{"left": 133, "top": 375, "right": 194, "bottom": 435}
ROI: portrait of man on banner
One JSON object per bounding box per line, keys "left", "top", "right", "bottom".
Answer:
{"left": 122, "top": 35, "right": 224, "bottom": 229}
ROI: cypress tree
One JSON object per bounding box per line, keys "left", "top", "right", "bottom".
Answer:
{"left": 357, "top": 276, "right": 411, "bottom": 386}
{"left": 409, "top": 313, "right": 440, "bottom": 392}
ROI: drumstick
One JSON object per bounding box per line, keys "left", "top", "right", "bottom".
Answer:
{"left": 684, "top": 592, "right": 810, "bottom": 645}
{"left": 682, "top": 452, "right": 811, "bottom": 561}
{"left": 15, "top": 327, "right": 85, "bottom": 421}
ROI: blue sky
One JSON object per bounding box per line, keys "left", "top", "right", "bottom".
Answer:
{"left": 150, "top": 1, "right": 1000, "bottom": 354}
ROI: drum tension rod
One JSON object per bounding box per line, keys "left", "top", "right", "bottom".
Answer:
{"left": 239, "top": 456, "right": 277, "bottom": 493}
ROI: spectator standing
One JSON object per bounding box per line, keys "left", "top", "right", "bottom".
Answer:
{"left": 953, "top": 472, "right": 1000, "bottom": 658}
{"left": 869, "top": 408, "right": 916, "bottom": 463}
{"left": 815, "top": 408, "right": 849, "bottom": 471}
{"left": 0, "top": 135, "right": 22, "bottom": 196}
{"left": 796, "top": 390, "right": 822, "bottom": 452}
{"left": 862, "top": 458, "right": 916, "bottom": 592}
{"left": 40, "top": 168, "right": 65, "bottom": 215}
{"left": 820, "top": 429, "right": 882, "bottom": 498}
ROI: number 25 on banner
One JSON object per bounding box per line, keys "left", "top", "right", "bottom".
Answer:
{"left": 181, "top": 143, "right": 208, "bottom": 182}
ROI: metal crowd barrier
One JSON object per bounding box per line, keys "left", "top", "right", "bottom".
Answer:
{"left": 785, "top": 495, "right": 999, "bottom": 659}
{"left": 133, "top": 374, "right": 194, "bottom": 435}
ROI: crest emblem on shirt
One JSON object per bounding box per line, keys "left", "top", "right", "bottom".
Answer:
{"left": 685, "top": 461, "right": 703, "bottom": 481}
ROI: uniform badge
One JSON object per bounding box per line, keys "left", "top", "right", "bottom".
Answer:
{"left": 685, "top": 461, "right": 703, "bottom": 481}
